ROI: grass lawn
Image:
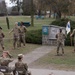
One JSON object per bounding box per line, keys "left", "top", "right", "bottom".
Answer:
{"left": 0, "top": 39, "right": 41, "bottom": 58}
{"left": 29, "top": 46, "right": 75, "bottom": 71}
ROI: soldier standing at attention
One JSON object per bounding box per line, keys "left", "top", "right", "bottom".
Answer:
{"left": 70, "top": 29, "right": 75, "bottom": 52}
{"left": 0, "top": 27, "right": 5, "bottom": 50}
{"left": 19, "top": 22, "right": 27, "bottom": 47}
{"left": 56, "top": 29, "right": 66, "bottom": 55}
{"left": 9, "top": 22, "right": 20, "bottom": 49}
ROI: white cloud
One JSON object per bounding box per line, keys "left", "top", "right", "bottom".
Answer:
{"left": 5, "top": 0, "right": 15, "bottom": 7}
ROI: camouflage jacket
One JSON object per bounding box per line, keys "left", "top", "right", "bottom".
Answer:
{"left": 56, "top": 32, "right": 66, "bottom": 43}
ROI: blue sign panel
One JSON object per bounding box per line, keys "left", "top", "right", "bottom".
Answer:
{"left": 42, "top": 26, "right": 48, "bottom": 35}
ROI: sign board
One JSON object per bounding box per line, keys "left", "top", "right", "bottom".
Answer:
{"left": 42, "top": 26, "right": 48, "bottom": 35}
{"left": 49, "top": 25, "right": 66, "bottom": 39}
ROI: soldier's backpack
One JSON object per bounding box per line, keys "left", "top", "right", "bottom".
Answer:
{"left": 15, "top": 62, "right": 27, "bottom": 75}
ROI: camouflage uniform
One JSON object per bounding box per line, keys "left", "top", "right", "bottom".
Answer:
{"left": 0, "top": 57, "right": 13, "bottom": 66}
{"left": 0, "top": 57, "right": 13, "bottom": 75}
{"left": 0, "top": 28, "right": 5, "bottom": 50}
{"left": 14, "top": 54, "right": 28, "bottom": 75}
{"left": 9, "top": 24, "right": 20, "bottom": 49}
{"left": 56, "top": 29, "right": 66, "bottom": 55}
{"left": 70, "top": 29, "right": 75, "bottom": 52}
{"left": 14, "top": 61, "right": 28, "bottom": 75}
{"left": 19, "top": 25, "right": 27, "bottom": 47}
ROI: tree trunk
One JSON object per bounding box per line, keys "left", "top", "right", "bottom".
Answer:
{"left": 56, "top": 11, "right": 61, "bottom": 19}
{"left": 31, "top": 0, "right": 34, "bottom": 26}
{"left": 49, "top": 9, "right": 51, "bottom": 18}
{"left": 38, "top": 9, "right": 41, "bottom": 16}
{"left": 17, "top": 0, "right": 20, "bottom": 14}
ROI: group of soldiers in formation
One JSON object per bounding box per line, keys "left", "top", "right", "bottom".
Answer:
{"left": 0, "top": 21, "right": 27, "bottom": 50}
{"left": 56, "top": 28, "right": 75, "bottom": 56}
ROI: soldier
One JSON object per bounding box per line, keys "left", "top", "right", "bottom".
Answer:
{"left": 18, "top": 22, "right": 27, "bottom": 47}
{"left": 0, "top": 51, "right": 13, "bottom": 66}
{"left": 70, "top": 29, "right": 75, "bottom": 52}
{"left": 56, "top": 29, "right": 66, "bottom": 55}
{"left": 14, "top": 54, "right": 28, "bottom": 75}
{"left": 0, "top": 51, "right": 13, "bottom": 75}
{"left": 9, "top": 22, "right": 20, "bottom": 49}
{"left": 0, "top": 27, "right": 5, "bottom": 50}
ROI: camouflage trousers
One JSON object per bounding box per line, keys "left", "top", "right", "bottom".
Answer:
{"left": 0, "top": 39, "right": 4, "bottom": 50}
{"left": 57, "top": 41, "right": 64, "bottom": 54}
{"left": 13, "top": 36, "right": 19, "bottom": 49}
{"left": 18, "top": 34, "right": 26, "bottom": 47}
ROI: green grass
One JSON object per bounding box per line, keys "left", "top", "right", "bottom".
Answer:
{"left": 29, "top": 46, "right": 75, "bottom": 70}
{"left": 0, "top": 39, "right": 41, "bottom": 58}
{"left": 0, "top": 16, "right": 55, "bottom": 38}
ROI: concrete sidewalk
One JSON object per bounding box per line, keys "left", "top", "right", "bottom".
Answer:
{"left": 9, "top": 46, "right": 55, "bottom": 66}
{"left": 29, "top": 68, "right": 75, "bottom": 75}
{"left": 9, "top": 46, "right": 75, "bottom": 75}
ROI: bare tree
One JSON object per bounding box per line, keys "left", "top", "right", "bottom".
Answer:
{"left": 0, "top": 1, "right": 7, "bottom": 15}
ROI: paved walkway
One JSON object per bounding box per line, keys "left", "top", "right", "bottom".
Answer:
{"left": 29, "top": 68, "right": 75, "bottom": 75}
{"left": 9, "top": 46, "right": 75, "bottom": 75}
{"left": 9, "top": 46, "right": 55, "bottom": 66}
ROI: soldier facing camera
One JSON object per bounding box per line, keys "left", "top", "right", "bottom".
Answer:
{"left": 56, "top": 29, "right": 66, "bottom": 56}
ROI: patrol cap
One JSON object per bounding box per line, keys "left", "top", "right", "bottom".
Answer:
{"left": 18, "top": 54, "right": 24, "bottom": 58}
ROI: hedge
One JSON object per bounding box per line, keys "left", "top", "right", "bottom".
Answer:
{"left": 26, "top": 29, "right": 42, "bottom": 44}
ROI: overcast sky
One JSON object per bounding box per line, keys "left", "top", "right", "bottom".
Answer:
{"left": 5, "top": 0, "right": 15, "bottom": 7}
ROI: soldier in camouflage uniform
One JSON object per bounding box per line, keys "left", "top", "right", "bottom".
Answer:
{"left": 9, "top": 22, "right": 20, "bottom": 49}
{"left": 18, "top": 22, "right": 27, "bottom": 47}
{"left": 56, "top": 29, "right": 66, "bottom": 55}
{"left": 70, "top": 29, "right": 75, "bottom": 52}
{"left": 0, "top": 51, "right": 13, "bottom": 75}
{"left": 0, "top": 51, "right": 13, "bottom": 66}
{"left": 14, "top": 54, "right": 28, "bottom": 75}
{"left": 0, "top": 27, "right": 5, "bottom": 50}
